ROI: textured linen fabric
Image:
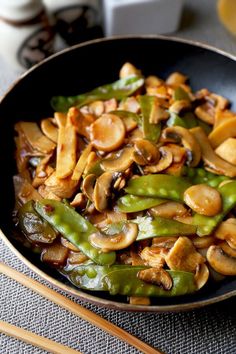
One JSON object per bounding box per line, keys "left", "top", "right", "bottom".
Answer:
{"left": 1, "top": 1, "right": 236, "bottom": 353}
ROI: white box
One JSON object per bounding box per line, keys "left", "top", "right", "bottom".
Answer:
{"left": 103, "top": 0, "right": 184, "bottom": 36}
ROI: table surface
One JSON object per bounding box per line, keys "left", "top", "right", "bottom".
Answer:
{"left": 1, "top": 1, "right": 236, "bottom": 353}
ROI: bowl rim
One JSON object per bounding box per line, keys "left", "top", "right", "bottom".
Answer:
{"left": 1, "top": 34, "right": 236, "bottom": 312}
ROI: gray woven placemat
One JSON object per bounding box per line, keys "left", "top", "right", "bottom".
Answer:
{"left": 1, "top": 236, "right": 236, "bottom": 354}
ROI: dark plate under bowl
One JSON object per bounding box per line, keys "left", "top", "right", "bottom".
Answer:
{"left": 1, "top": 35, "right": 236, "bottom": 312}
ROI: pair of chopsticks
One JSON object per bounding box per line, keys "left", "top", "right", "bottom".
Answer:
{"left": 0, "top": 262, "right": 164, "bottom": 354}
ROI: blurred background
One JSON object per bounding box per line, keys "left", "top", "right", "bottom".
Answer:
{"left": 0, "top": 0, "right": 236, "bottom": 94}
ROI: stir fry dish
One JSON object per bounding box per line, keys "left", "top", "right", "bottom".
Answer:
{"left": 13, "top": 63, "right": 236, "bottom": 305}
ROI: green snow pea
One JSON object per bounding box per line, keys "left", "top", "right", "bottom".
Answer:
{"left": 167, "top": 113, "right": 187, "bottom": 128}
{"left": 183, "top": 167, "right": 230, "bottom": 187}
{"left": 35, "top": 199, "right": 116, "bottom": 265}
{"left": 135, "top": 216, "right": 196, "bottom": 240}
{"left": 125, "top": 174, "right": 191, "bottom": 202}
{"left": 18, "top": 200, "right": 57, "bottom": 244}
{"left": 193, "top": 181, "right": 236, "bottom": 236}
{"left": 117, "top": 194, "right": 167, "bottom": 213}
{"left": 167, "top": 112, "right": 198, "bottom": 129}
{"left": 51, "top": 75, "right": 144, "bottom": 112}
{"left": 64, "top": 264, "right": 197, "bottom": 297}
{"left": 173, "top": 87, "right": 191, "bottom": 101}
{"left": 103, "top": 216, "right": 196, "bottom": 240}
{"left": 139, "top": 95, "right": 161, "bottom": 143}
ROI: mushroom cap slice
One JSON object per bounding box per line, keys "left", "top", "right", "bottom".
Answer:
{"left": 133, "top": 139, "right": 160, "bottom": 166}
{"left": 137, "top": 268, "right": 173, "bottom": 290}
{"left": 215, "top": 218, "right": 236, "bottom": 248}
{"left": 101, "top": 147, "right": 134, "bottom": 172}
{"left": 89, "top": 222, "right": 138, "bottom": 251}
{"left": 194, "top": 263, "right": 209, "bottom": 290}
{"left": 162, "top": 126, "right": 201, "bottom": 167}
{"left": 144, "top": 146, "right": 173, "bottom": 173}
{"left": 93, "top": 172, "right": 114, "bottom": 212}
{"left": 207, "top": 245, "right": 236, "bottom": 275}
{"left": 82, "top": 174, "right": 96, "bottom": 201}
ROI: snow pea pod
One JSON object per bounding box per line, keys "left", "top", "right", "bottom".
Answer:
{"left": 125, "top": 174, "right": 191, "bottom": 202}
{"left": 173, "top": 87, "right": 191, "bottom": 101}
{"left": 167, "top": 113, "right": 187, "bottom": 128}
{"left": 35, "top": 199, "right": 116, "bottom": 265}
{"left": 183, "top": 167, "right": 229, "bottom": 187}
{"left": 139, "top": 95, "right": 161, "bottom": 143}
{"left": 51, "top": 76, "right": 144, "bottom": 112}
{"left": 117, "top": 194, "right": 167, "bottom": 213}
{"left": 193, "top": 181, "right": 236, "bottom": 236}
{"left": 135, "top": 216, "right": 196, "bottom": 240}
{"left": 64, "top": 264, "right": 197, "bottom": 296}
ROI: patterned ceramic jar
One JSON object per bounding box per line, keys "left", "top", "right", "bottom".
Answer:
{"left": 0, "top": 0, "right": 55, "bottom": 70}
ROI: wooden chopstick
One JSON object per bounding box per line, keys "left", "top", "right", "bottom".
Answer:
{"left": 0, "top": 319, "right": 81, "bottom": 354}
{"left": 0, "top": 262, "right": 164, "bottom": 354}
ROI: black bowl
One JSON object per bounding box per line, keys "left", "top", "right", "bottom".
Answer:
{"left": 1, "top": 35, "right": 236, "bottom": 312}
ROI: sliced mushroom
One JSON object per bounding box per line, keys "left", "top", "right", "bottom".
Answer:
{"left": 101, "top": 147, "right": 134, "bottom": 172}
{"left": 133, "top": 139, "right": 160, "bottom": 166}
{"left": 209, "top": 117, "right": 236, "bottom": 148}
{"left": 165, "top": 143, "right": 186, "bottom": 163}
{"left": 165, "top": 237, "right": 205, "bottom": 272}
{"left": 140, "top": 247, "right": 167, "bottom": 268}
{"left": 195, "top": 103, "right": 215, "bottom": 125}
{"left": 192, "top": 235, "right": 215, "bottom": 249}
{"left": 144, "top": 146, "right": 172, "bottom": 173}
{"left": 214, "top": 218, "right": 236, "bottom": 248}
{"left": 119, "top": 62, "right": 141, "bottom": 78}
{"left": 209, "top": 93, "right": 229, "bottom": 110}
{"left": 191, "top": 127, "right": 236, "bottom": 177}
{"left": 93, "top": 172, "right": 113, "bottom": 212}
{"left": 82, "top": 174, "right": 96, "bottom": 201}
{"left": 162, "top": 126, "right": 201, "bottom": 167}
{"left": 137, "top": 268, "right": 173, "bottom": 290}
{"left": 89, "top": 222, "right": 138, "bottom": 251}
{"left": 194, "top": 263, "right": 209, "bottom": 290}
{"left": 149, "top": 201, "right": 188, "bottom": 219}
{"left": 183, "top": 184, "right": 222, "bottom": 216}
{"left": 215, "top": 138, "right": 236, "bottom": 165}
{"left": 219, "top": 241, "right": 236, "bottom": 258}
{"left": 90, "top": 114, "right": 126, "bottom": 152}
{"left": 207, "top": 245, "right": 236, "bottom": 275}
